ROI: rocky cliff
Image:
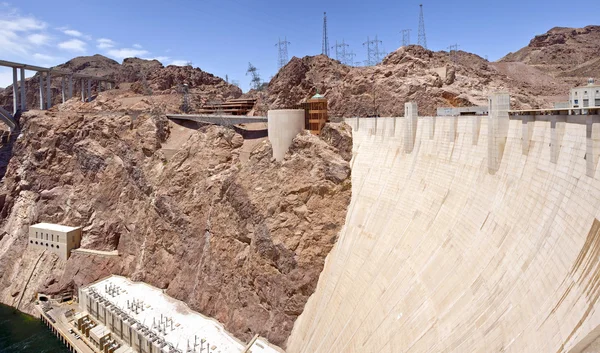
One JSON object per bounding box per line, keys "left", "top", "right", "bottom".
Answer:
{"left": 501, "top": 25, "right": 600, "bottom": 80}
{"left": 262, "top": 45, "right": 567, "bottom": 117}
{"left": 0, "top": 101, "right": 352, "bottom": 347}
{"left": 0, "top": 55, "right": 242, "bottom": 113}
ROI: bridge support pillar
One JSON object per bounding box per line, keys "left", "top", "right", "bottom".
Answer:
{"left": 487, "top": 93, "right": 510, "bottom": 174}
{"left": 404, "top": 102, "right": 418, "bottom": 153}
{"left": 39, "top": 72, "right": 44, "bottom": 110}
{"left": 61, "top": 76, "right": 66, "bottom": 104}
{"left": 20, "top": 68, "right": 26, "bottom": 111}
{"left": 68, "top": 75, "right": 73, "bottom": 100}
{"left": 46, "top": 72, "right": 52, "bottom": 109}
{"left": 12, "top": 67, "right": 18, "bottom": 115}
{"left": 80, "top": 78, "right": 85, "bottom": 102}
{"left": 586, "top": 115, "right": 600, "bottom": 177}
{"left": 87, "top": 79, "right": 91, "bottom": 102}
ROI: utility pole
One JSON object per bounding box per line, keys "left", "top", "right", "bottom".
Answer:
{"left": 363, "top": 35, "right": 383, "bottom": 66}
{"left": 275, "top": 37, "right": 291, "bottom": 70}
{"left": 448, "top": 44, "right": 459, "bottom": 64}
{"left": 401, "top": 29, "right": 411, "bottom": 47}
{"left": 322, "top": 12, "right": 329, "bottom": 57}
{"left": 332, "top": 39, "right": 349, "bottom": 63}
{"left": 418, "top": 4, "right": 427, "bottom": 49}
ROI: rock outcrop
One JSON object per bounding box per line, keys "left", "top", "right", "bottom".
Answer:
{"left": 261, "top": 45, "right": 567, "bottom": 117}
{"left": 0, "top": 55, "right": 242, "bottom": 114}
{"left": 0, "top": 105, "right": 351, "bottom": 347}
{"left": 501, "top": 25, "right": 600, "bottom": 80}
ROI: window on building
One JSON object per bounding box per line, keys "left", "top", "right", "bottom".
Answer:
{"left": 57, "top": 245, "right": 60, "bottom": 249}
{"left": 45, "top": 243, "right": 48, "bottom": 247}
{"left": 51, "top": 234, "right": 54, "bottom": 241}
{"left": 35, "top": 241, "right": 38, "bottom": 245}
{"left": 584, "top": 99, "right": 590, "bottom": 107}
{"left": 30, "top": 240, "right": 32, "bottom": 244}
{"left": 51, "top": 244, "right": 54, "bottom": 248}
{"left": 46, "top": 234, "right": 48, "bottom": 240}
{"left": 57, "top": 235, "right": 59, "bottom": 242}
{"left": 35, "top": 232, "right": 38, "bottom": 238}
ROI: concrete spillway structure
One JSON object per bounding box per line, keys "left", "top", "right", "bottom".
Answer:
{"left": 287, "top": 112, "right": 600, "bottom": 352}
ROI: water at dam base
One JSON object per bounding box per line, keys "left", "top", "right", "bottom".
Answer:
{"left": 0, "top": 303, "right": 70, "bottom": 353}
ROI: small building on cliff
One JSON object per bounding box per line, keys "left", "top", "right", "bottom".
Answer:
{"left": 28, "top": 223, "right": 82, "bottom": 260}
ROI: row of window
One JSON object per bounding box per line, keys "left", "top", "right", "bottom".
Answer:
{"left": 30, "top": 240, "right": 60, "bottom": 249}
{"left": 574, "top": 90, "right": 600, "bottom": 96}
{"left": 34, "top": 231, "right": 60, "bottom": 242}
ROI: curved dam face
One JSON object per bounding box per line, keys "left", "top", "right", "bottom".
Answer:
{"left": 287, "top": 115, "right": 600, "bottom": 352}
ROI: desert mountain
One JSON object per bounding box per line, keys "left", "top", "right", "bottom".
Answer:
{"left": 262, "top": 45, "right": 569, "bottom": 117}
{"left": 0, "top": 55, "right": 241, "bottom": 112}
{"left": 501, "top": 25, "right": 600, "bottom": 82}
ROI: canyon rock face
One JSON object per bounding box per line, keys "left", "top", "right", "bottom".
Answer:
{"left": 0, "top": 106, "right": 352, "bottom": 347}
{"left": 262, "top": 45, "right": 569, "bottom": 117}
{"left": 0, "top": 55, "right": 241, "bottom": 113}
{"left": 501, "top": 25, "right": 600, "bottom": 81}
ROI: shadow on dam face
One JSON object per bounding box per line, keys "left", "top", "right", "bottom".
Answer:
{"left": 286, "top": 116, "right": 600, "bottom": 353}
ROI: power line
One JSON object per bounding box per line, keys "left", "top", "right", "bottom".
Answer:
{"left": 418, "top": 4, "right": 427, "bottom": 49}
{"left": 346, "top": 51, "right": 357, "bottom": 66}
{"left": 363, "top": 35, "right": 384, "bottom": 66}
{"left": 275, "top": 37, "right": 291, "bottom": 70}
{"left": 401, "top": 29, "right": 411, "bottom": 47}
{"left": 322, "top": 12, "right": 329, "bottom": 57}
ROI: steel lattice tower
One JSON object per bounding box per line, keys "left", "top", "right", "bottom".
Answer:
{"left": 275, "top": 37, "right": 291, "bottom": 70}
{"left": 418, "top": 4, "right": 427, "bottom": 49}
{"left": 333, "top": 40, "right": 349, "bottom": 63}
{"left": 363, "top": 35, "right": 383, "bottom": 66}
{"left": 322, "top": 12, "right": 329, "bottom": 57}
{"left": 448, "top": 43, "right": 459, "bottom": 64}
{"left": 401, "top": 29, "right": 411, "bottom": 47}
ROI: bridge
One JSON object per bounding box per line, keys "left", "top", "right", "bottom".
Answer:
{"left": 0, "top": 59, "right": 116, "bottom": 117}
{"left": 166, "top": 114, "right": 267, "bottom": 126}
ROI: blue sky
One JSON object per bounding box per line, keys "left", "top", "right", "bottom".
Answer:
{"left": 0, "top": 0, "right": 598, "bottom": 91}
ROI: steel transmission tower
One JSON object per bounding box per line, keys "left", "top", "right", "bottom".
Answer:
{"left": 332, "top": 40, "right": 349, "bottom": 63}
{"left": 418, "top": 4, "right": 427, "bottom": 49}
{"left": 346, "top": 51, "right": 357, "bottom": 66}
{"left": 401, "top": 29, "right": 411, "bottom": 47}
{"left": 448, "top": 44, "right": 459, "bottom": 64}
{"left": 322, "top": 12, "right": 329, "bottom": 57}
{"left": 275, "top": 37, "right": 291, "bottom": 70}
{"left": 363, "top": 35, "right": 383, "bottom": 66}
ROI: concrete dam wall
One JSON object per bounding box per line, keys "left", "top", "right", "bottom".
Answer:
{"left": 287, "top": 115, "right": 600, "bottom": 352}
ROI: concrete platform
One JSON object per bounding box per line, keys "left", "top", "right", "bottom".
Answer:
{"left": 166, "top": 114, "right": 267, "bottom": 126}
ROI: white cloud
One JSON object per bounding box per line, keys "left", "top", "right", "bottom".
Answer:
{"left": 33, "top": 53, "right": 59, "bottom": 62}
{"left": 133, "top": 43, "right": 142, "bottom": 49}
{"left": 0, "top": 16, "right": 46, "bottom": 32}
{"left": 63, "top": 29, "right": 82, "bottom": 37}
{"left": 58, "top": 38, "right": 87, "bottom": 52}
{"left": 97, "top": 38, "right": 115, "bottom": 49}
{"left": 169, "top": 60, "right": 189, "bottom": 66}
{"left": 27, "top": 33, "right": 50, "bottom": 45}
{"left": 143, "top": 56, "right": 169, "bottom": 63}
{"left": 107, "top": 48, "right": 149, "bottom": 59}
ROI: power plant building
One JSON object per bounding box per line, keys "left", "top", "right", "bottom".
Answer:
{"left": 570, "top": 78, "right": 600, "bottom": 109}
{"left": 77, "top": 275, "right": 281, "bottom": 353}
{"left": 28, "top": 223, "right": 82, "bottom": 260}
